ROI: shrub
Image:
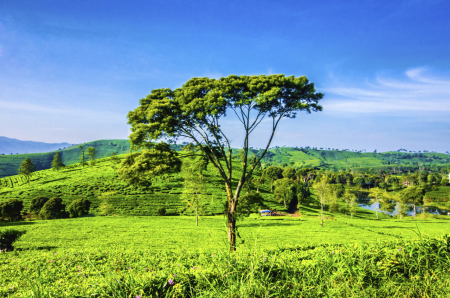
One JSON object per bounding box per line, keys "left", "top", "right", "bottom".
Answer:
{"left": 67, "top": 198, "right": 91, "bottom": 218}
{"left": 0, "top": 199, "right": 24, "bottom": 222}
{"left": 39, "top": 197, "right": 67, "bottom": 220}
{"left": 0, "top": 229, "right": 25, "bottom": 252}
{"left": 29, "top": 196, "right": 50, "bottom": 215}
{"left": 156, "top": 207, "right": 166, "bottom": 216}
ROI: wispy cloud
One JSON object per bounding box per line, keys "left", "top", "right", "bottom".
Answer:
{"left": 323, "top": 67, "right": 450, "bottom": 113}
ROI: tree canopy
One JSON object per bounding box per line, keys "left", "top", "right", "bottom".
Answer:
{"left": 123, "top": 74, "right": 323, "bottom": 250}
{"left": 18, "top": 157, "right": 36, "bottom": 185}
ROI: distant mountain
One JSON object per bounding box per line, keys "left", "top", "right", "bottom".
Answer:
{"left": 0, "top": 136, "right": 72, "bottom": 155}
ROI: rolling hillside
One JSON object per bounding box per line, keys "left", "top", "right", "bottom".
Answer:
{"left": 260, "top": 147, "right": 450, "bottom": 172}
{"left": 1, "top": 140, "right": 449, "bottom": 178}
{"left": 0, "top": 153, "right": 281, "bottom": 216}
{"left": 0, "top": 139, "right": 131, "bottom": 178}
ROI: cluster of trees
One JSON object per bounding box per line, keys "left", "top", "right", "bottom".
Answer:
{"left": 0, "top": 197, "right": 91, "bottom": 222}
{"left": 14, "top": 145, "right": 100, "bottom": 186}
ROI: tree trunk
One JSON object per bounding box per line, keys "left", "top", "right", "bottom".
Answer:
{"left": 195, "top": 197, "right": 199, "bottom": 227}
{"left": 376, "top": 209, "right": 379, "bottom": 220}
{"left": 227, "top": 209, "right": 236, "bottom": 251}
{"left": 414, "top": 203, "right": 416, "bottom": 220}
{"left": 320, "top": 197, "right": 324, "bottom": 227}
{"left": 226, "top": 183, "right": 237, "bottom": 251}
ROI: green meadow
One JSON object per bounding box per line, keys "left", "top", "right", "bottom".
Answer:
{"left": 1, "top": 215, "right": 450, "bottom": 297}
{"left": 1, "top": 149, "right": 450, "bottom": 297}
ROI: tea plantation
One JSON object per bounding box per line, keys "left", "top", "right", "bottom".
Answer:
{"left": 0, "top": 154, "right": 283, "bottom": 217}
{"left": 1, "top": 153, "right": 450, "bottom": 297}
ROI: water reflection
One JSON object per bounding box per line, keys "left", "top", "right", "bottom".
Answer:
{"left": 358, "top": 199, "right": 449, "bottom": 216}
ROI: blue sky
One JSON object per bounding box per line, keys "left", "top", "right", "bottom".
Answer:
{"left": 0, "top": 0, "right": 449, "bottom": 152}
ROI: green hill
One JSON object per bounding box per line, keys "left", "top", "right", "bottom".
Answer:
{"left": 0, "top": 139, "right": 131, "bottom": 178}
{"left": 260, "top": 147, "right": 450, "bottom": 172}
{"left": 2, "top": 141, "right": 449, "bottom": 179}
{"left": 0, "top": 153, "right": 282, "bottom": 216}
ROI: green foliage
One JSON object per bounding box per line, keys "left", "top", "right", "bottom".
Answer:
{"left": 29, "top": 196, "right": 49, "bottom": 215}
{"left": 0, "top": 199, "right": 23, "bottom": 222}
{"left": 0, "top": 139, "right": 131, "bottom": 178}
{"left": 2, "top": 216, "right": 450, "bottom": 296}
{"left": 236, "top": 191, "right": 266, "bottom": 218}
{"left": 125, "top": 74, "right": 324, "bottom": 249}
{"left": 17, "top": 157, "right": 36, "bottom": 184}
{"left": 264, "top": 166, "right": 283, "bottom": 192}
{"left": 274, "top": 178, "right": 296, "bottom": 208}
{"left": 86, "top": 146, "right": 97, "bottom": 166}
{"left": 67, "top": 198, "right": 91, "bottom": 218}
{"left": 39, "top": 197, "right": 67, "bottom": 220}
{"left": 78, "top": 145, "right": 87, "bottom": 167}
{"left": 368, "top": 187, "right": 385, "bottom": 219}
{"left": 181, "top": 154, "right": 207, "bottom": 225}
{"left": 0, "top": 228, "right": 25, "bottom": 251}
{"left": 51, "top": 152, "right": 65, "bottom": 171}
{"left": 400, "top": 186, "right": 426, "bottom": 219}
{"left": 282, "top": 167, "right": 295, "bottom": 179}
{"left": 118, "top": 142, "right": 181, "bottom": 186}
{"left": 156, "top": 206, "right": 166, "bottom": 216}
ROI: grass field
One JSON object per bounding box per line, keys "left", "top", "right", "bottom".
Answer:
{"left": 1, "top": 214, "right": 450, "bottom": 297}
{"left": 1, "top": 145, "right": 450, "bottom": 296}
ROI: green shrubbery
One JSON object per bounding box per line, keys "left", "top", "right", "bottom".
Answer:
{"left": 39, "top": 197, "right": 67, "bottom": 220}
{"left": 67, "top": 198, "right": 91, "bottom": 218}
{"left": 156, "top": 207, "right": 166, "bottom": 216}
{"left": 0, "top": 229, "right": 25, "bottom": 251}
{"left": 29, "top": 196, "right": 49, "bottom": 215}
{"left": 0, "top": 199, "right": 23, "bottom": 222}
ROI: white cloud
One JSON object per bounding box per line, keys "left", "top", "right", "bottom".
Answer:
{"left": 323, "top": 67, "right": 450, "bottom": 113}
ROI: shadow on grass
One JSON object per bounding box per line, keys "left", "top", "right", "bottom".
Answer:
{"left": 16, "top": 246, "right": 58, "bottom": 251}
{"left": 239, "top": 221, "right": 302, "bottom": 227}
{"left": 38, "top": 177, "right": 69, "bottom": 185}
{"left": 0, "top": 221, "right": 37, "bottom": 227}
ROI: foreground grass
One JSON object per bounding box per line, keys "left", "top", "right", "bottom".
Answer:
{"left": 1, "top": 215, "right": 450, "bottom": 297}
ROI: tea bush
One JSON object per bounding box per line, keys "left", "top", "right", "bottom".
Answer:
{"left": 67, "top": 198, "right": 91, "bottom": 218}
{"left": 39, "top": 197, "right": 67, "bottom": 220}
{"left": 29, "top": 196, "right": 49, "bottom": 215}
{"left": 0, "top": 228, "right": 25, "bottom": 251}
{"left": 0, "top": 199, "right": 23, "bottom": 222}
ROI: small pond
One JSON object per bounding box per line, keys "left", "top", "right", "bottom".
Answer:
{"left": 358, "top": 199, "right": 449, "bottom": 216}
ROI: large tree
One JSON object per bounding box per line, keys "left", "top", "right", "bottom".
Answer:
{"left": 86, "top": 147, "right": 97, "bottom": 166}
{"left": 78, "top": 145, "right": 87, "bottom": 167}
{"left": 400, "top": 186, "right": 425, "bottom": 220}
{"left": 51, "top": 152, "right": 65, "bottom": 171}
{"left": 274, "top": 178, "right": 296, "bottom": 208}
{"left": 263, "top": 166, "right": 283, "bottom": 192}
{"left": 123, "top": 74, "right": 323, "bottom": 250}
{"left": 312, "top": 175, "right": 329, "bottom": 227}
{"left": 18, "top": 157, "right": 36, "bottom": 185}
{"left": 368, "top": 187, "right": 384, "bottom": 220}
